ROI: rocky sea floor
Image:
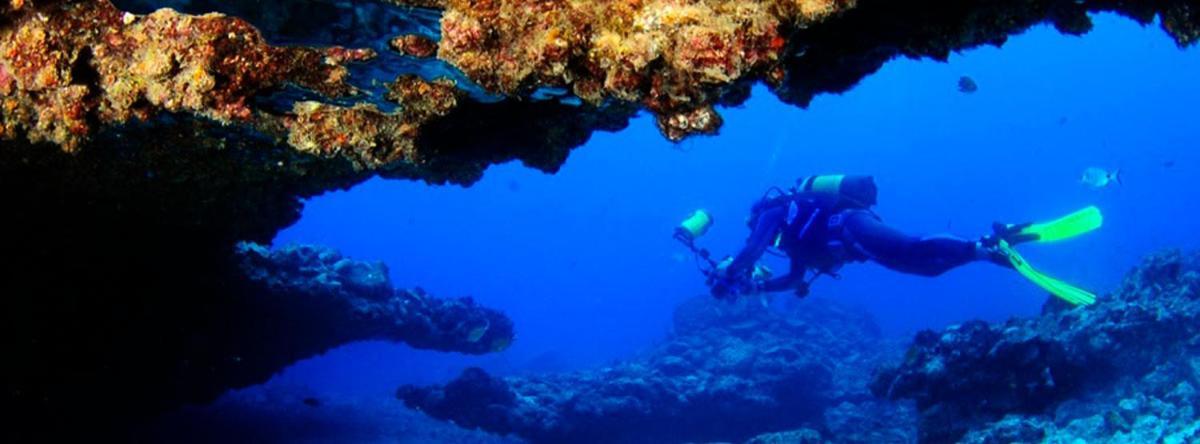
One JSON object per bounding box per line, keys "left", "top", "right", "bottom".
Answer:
{"left": 391, "top": 250, "right": 1200, "bottom": 443}
{"left": 127, "top": 250, "right": 1200, "bottom": 443}
{"left": 136, "top": 388, "right": 521, "bottom": 444}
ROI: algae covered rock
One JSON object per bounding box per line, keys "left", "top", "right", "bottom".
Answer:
{"left": 875, "top": 250, "right": 1200, "bottom": 443}
{"left": 400, "top": 296, "right": 913, "bottom": 443}
{"left": 744, "top": 428, "right": 823, "bottom": 444}
{"left": 236, "top": 242, "right": 515, "bottom": 355}
{"left": 4, "top": 0, "right": 1199, "bottom": 177}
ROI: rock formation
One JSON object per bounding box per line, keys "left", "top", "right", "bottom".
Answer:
{"left": 399, "top": 296, "right": 915, "bottom": 443}
{"left": 4, "top": 215, "right": 513, "bottom": 441}
{"left": 2, "top": 0, "right": 1196, "bottom": 181}
{"left": 874, "top": 250, "right": 1200, "bottom": 443}
{"left": 3, "top": 0, "right": 1198, "bottom": 440}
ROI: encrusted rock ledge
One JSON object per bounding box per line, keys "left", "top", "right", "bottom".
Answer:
{"left": 873, "top": 250, "right": 1200, "bottom": 443}
{"left": 3, "top": 0, "right": 1197, "bottom": 183}
{"left": 236, "top": 242, "right": 514, "bottom": 358}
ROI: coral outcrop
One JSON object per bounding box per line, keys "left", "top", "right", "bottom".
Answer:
{"left": 873, "top": 250, "right": 1200, "bottom": 443}
{"left": 391, "top": 34, "right": 438, "bottom": 58}
{"left": 427, "top": 0, "right": 818, "bottom": 140}
{"left": 0, "top": 0, "right": 371, "bottom": 151}
{"left": 236, "top": 243, "right": 514, "bottom": 356}
{"left": 0, "top": 0, "right": 635, "bottom": 182}
{"left": 277, "top": 75, "right": 462, "bottom": 169}
{"left": 398, "top": 296, "right": 915, "bottom": 443}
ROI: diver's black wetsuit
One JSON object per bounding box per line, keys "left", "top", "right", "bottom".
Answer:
{"left": 725, "top": 194, "right": 980, "bottom": 293}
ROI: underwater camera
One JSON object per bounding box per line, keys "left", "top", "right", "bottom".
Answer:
{"left": 675, "top": 209, "right": 789, "bottom": 299}
{"left": 674, "top": 210, "right": 719, "bottom": 273}
{"left": 675, "top": 209, "right": 713, "bottom": 242}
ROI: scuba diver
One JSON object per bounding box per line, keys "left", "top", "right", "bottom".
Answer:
{"left": 702, "top": 174, "right": 1042, "bottom": 299}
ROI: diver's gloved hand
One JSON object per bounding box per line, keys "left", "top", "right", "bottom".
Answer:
{"left": 974, "top": 242, "right": 1014, "bottom": 269}
{"left": 748, "top": 276, "right": 766, "bottom": 295}
{"left": 710, "top": 273, "right": 754, "bottom": 300}
{"left": 980, "top": 222, "right": 1038, "bottom": 247}
{"left": 709, "top": 258, "right": 740, "bottom": 300}
{"left": 710, "top": 278, "right": 736, "bottom": 299}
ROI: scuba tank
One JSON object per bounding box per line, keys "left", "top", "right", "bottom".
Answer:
{"left": 746, "top": 174, "right": 877, "bottom": 251}
{"left": 795, "top": 174, "right": 877, "bottom": 208}
{"left": 747, "top": 174, "right": 876, "bottom": 229}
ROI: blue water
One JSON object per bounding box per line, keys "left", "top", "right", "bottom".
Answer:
{"left": 269, "top": 14, "right": 1199, "bottom": 398}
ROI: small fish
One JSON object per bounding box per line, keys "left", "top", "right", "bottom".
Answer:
{"left": 491, "top": 337, "right": 512, "bottom": 352}
{"left": 1163, "top": 160, "right": 1176, "bottom": 168}
{"left": 957, "top": 76, "right": 978, "bottom": 94}
{"left": 467, "top": 320, "right": 490, "bottom": 343}
{"left": 302, "top": 397, "right": 321, "bottom": 408}
{"left": 1080, "top": 167, "right": 1122, "bottom": 189}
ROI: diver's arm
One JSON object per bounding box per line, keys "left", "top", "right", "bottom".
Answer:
{"left": 726, "top": 206, "right": 787, "bottom": 279}
{"left": 758, "top": 258, "right": 806, "bottom": 292}
{"left": 842, "top": 211, "right": 979, "bottom": 277}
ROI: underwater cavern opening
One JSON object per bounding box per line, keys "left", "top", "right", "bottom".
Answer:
{"left": 2, "top": 0, "right": 1200, "bottom": 442}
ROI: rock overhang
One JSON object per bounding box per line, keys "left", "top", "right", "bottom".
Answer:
{"left": 2, "top": 0, "right": 1195, "bottom": 186}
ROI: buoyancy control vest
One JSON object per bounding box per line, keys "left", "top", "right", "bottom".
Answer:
{"left": 775, "top": 193, "right": 860, "bottom": 273}
{"left": 750, "top": 177, "right": 881, "bottom": 274}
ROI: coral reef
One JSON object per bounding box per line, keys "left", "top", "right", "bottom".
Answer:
{"left": 391, "top": 34, "right": 439, "bottom": 58}
{"left": 873, "top": 250, "right": 1200, "bottom": 443}
{"left": 398, "top": 296, "right": 915, "bottom": 443}
{"left": 4, "top": 0, "right": 1198, "bottom": 179}
{"left": 1, "top": 0, "right": 640, "bottom": 182}
{"left": 273, "top": 75, "right": 462, "bottom": 169}
{"left": 427, "top": 0, "right": 818, "bottom": 140}
{"left": 389, "top": 0, "right": 1199, "bottom": 140}
{"left": 744, "top": 428, "right": 824, "bottom": 444}
{"left": 0, "top": 0, "right": 371, "bottom": 151}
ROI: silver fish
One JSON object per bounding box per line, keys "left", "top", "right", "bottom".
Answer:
{"left": 467, "top": 320, "right": 491, "bottom": 343}
{"left": 1081, "top": 167, "right": 1122, "bottom": 189}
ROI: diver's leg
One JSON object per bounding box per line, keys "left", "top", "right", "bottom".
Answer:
{"left": 841, "top": 211, "right": 979, "bottom": 277}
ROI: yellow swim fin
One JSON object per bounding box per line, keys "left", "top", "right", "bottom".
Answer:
{"left": 1019, "top": 206, "right": 1103, "bottom": 243}
{"left": 999, "top": 241, "right": 1096, "bottom": 306}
